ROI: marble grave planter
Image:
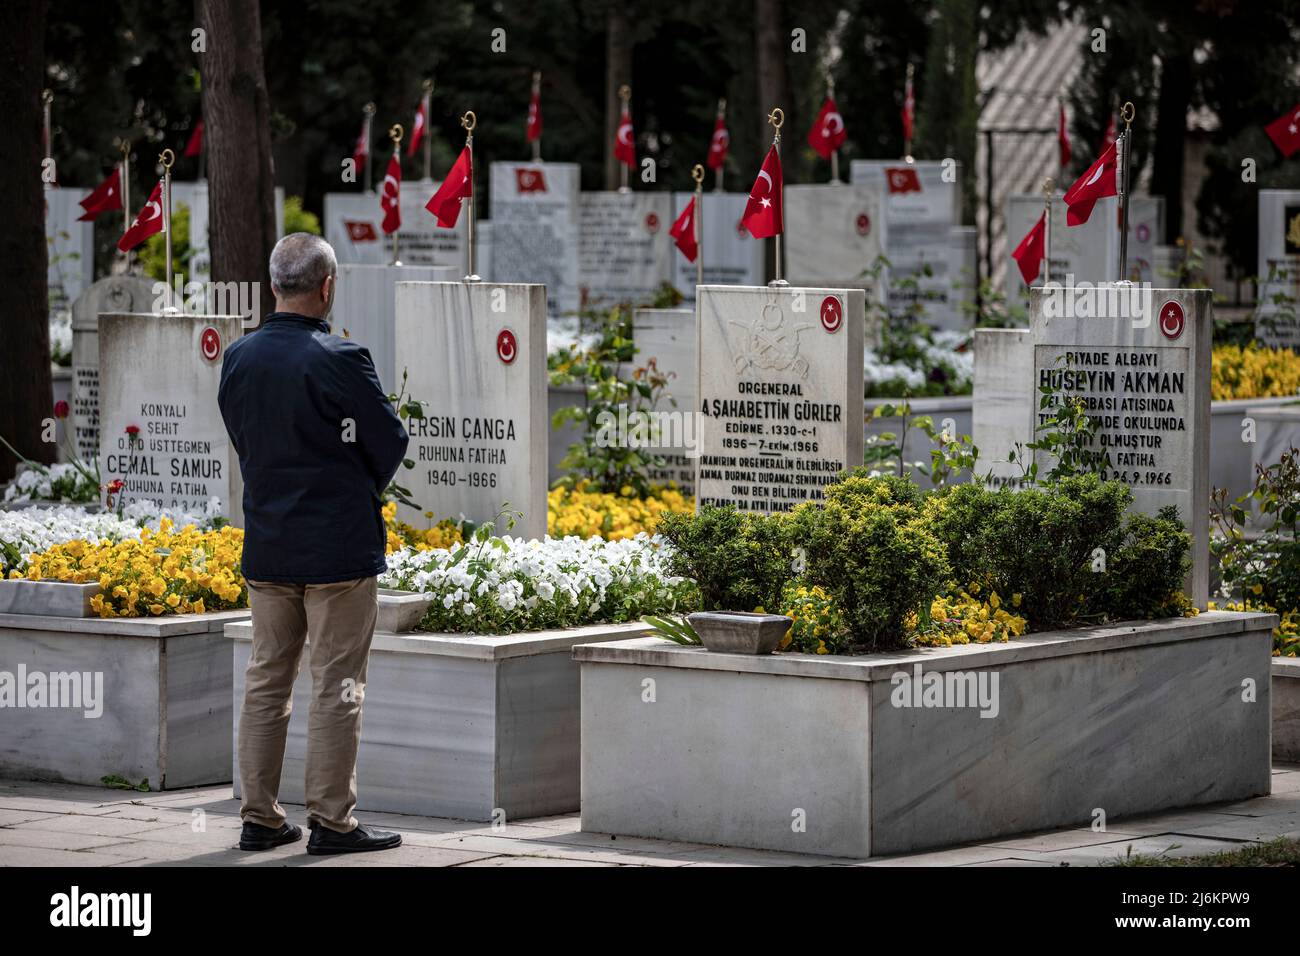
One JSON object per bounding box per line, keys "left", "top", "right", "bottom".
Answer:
{"left": 228, "top": 600, "right": 653, "bottom": 823}
{"left": 0, "top": 580, "right": 101, "bottom": 617}
{"left": 0, "top": 608, "right": 248, "bottom": 790}
{"left": 576, "top": 611, "right": 1276, "bottom": 858}
{"left": 1273, "top": 656, "right": 1300, "bottom": 763}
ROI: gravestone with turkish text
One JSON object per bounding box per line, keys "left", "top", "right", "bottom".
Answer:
{"left": 631, "top": 308, "right": 697, "bottom": 494}
{"left": 488, "top": 162, "right": 581, "bottom": 315}
{"left": 577, "top": 192, "right": 674, "bottom": 307}
{"left": 669, "top": 192, "right": 764, "bottom": 297}
{"left": 324, "top": 185, "right": 468, "bottom": 273}
{"left": 1030, "top": 285, "right": 1213, "bottom": 606}
{"left": 695, "top": 285, "right": 865, "bottom": 512}
{"left": 970, "top": 327, "right": 1033, "bottom": 489}
{"left": 45, "top": 188, "right": 94, "bottom": 313}
{"left": 784, "top": 183, "right": 887, "bottom": 305}
{"left": 1255, "top": 189, "right": 1300, "bottom": 348}
{"left": 69, "top": 276, "right": 159, "bottom": 466}
{"left": 98, "top": 312, "right": 242, "bottom": 522}
{"left": 332, "top": 264, "right": 455, "bottom": 396}
{"left": 394, "top": 281, "right": 547, "bottom": 539}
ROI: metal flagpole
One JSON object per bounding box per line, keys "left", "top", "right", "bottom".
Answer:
{"left": 692, "top": 163, "right": 705, "bottom": 289}
{"left": 422, "top": 79, "right": 433, "bottom": 182}
{"left": 363, "top": 102, "right": 376, "bottom": 194}
{"left": 389, "top": 124, "right": 403, "bottom": 266}
{"left": 119, "top": 140, "right": 132, "bottom": 250}
{"left": 903, "top": 64, "right": 914, "bottom": 163}
{"left": 768, "top": 107, "right": 786, "bottom": 287}
{"left": 1117, "top": 100, "right": 1135, "bottom": 282}
{"left": 42, "top": 90, "right": 53, "bottom": 187}
{"left": 160, "top": 149, "right": 175, "bottom": 312}
{"left": 1042, "top": 177, "right": 1053, "bottom": 285}
{"left": 463, "top": 111, "right": 479, "bottom": 281}
{"left": 714, "top": 98, "right": 726, "bottom": 192}
{"left": 531, "top": 71, "right": 542, "bottom": 163}
{"left": 618, "top": 85, "right": 631, "bottom": 193}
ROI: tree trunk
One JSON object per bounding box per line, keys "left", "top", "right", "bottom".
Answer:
{"left": 0, "top": 0, "right": 53, "bottom": 479}
{"left": 199, "top": 0, "right": 277, "bottom": 323}
{"left": 604, "top": 8, "right": 631, "bottom": 190}
{"left": 1151, "top": 51, "right": 1191, "bottom": 244}
{"left": 755, "top": 0, "right": 792, "bottom": 145}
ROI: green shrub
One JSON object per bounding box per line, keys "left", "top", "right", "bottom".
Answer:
{"left": 789, "top": 474, "right": 948, "bottom": 651}
{"left": 654, "top": 506, "right": 792, "bottom": 613}
{"left": 1091, "top": 506, "right": 1192, "bottom": 620}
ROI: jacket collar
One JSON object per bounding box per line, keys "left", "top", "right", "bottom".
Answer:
{"left": 265, "top": 311, "right": 331, "bottom": 334}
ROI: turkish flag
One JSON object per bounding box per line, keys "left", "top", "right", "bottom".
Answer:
{"left": 1012, "top": 212, "right": 1046, "bottom": 286}
{"left": 407, "top": 99, "right": 426, "bottom": 158}
{"left": 885, "top": 166, "right": 921, "bottom": 194}
{"left": 1058, "top": 103, "right": 1071, "bottom": 169}
{"left": 1062, "top": 139, "right": 1117, "bottom": 226}
{"left": 515, "top": 167, "right": 547, "bottom": 193}
{"left": 426, "top": 145, "right": 472, "bottom": 228}
{"left": 614, "top": 105, "right": 635, "bottom": 168}
{"left": 741, "top": 144, "right": 782, "bottom": 239}
{"left": 117, "top": 180, "right": 164, "bottom": 252}
{"left": 1265, "top": 104, "right": 1300, "bottom": 158}
{"left": 526, "top": 86, "right": 542, "bottom": 143}
{"left": 669, "top": 195, "right": 698, "bottom": 263}
{"left": 707, "top": 114, "right": 729, "bottom": 171}
{"left": 345, "top": 221, "right": 379, "bottom": 242}
{"left": 807, "top": 96, "right": 846, "bottom": 160}
{"left": 380, "top": 154, "right": 401, "bottom": 235}
{"left": 77, "top": 167, "right": 122, "bottom": 221}
{"left": 1100, "top": 113, "right": 1117, "bottom": 153}
{"left": 184, "top": 119, "right": 204, "bottom": 159}
{"left": 352, "top": 119, "right": 369, "bottom": 172}
{"left": 902, "top": 74, "right": 915, "bottom": 142}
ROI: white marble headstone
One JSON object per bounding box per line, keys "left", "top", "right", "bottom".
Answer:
{"left": 394, "top": 281, "right": 548, "bottom": 539}
{"left": 668, "top": 192, "right": 764, "bottom": 298}
{"left": 695, "top": 285, "right": 865, "bottom": 512}
{"left": 1004, "top": 195, "right": 1118, "bottom": 300}
{"left": 632, "top": 308, "right": 697, "bottom": 494}
{"left": 488, "top": 162, "right": 581, "bottom": 315}
{"left": 971, "top": 328, "right": 1033, "bottom": 488}
{"left": 98, "top": 312, "right": 242, "bottom": 522}
{"left": 69, "top": 276, "right": 160, "bottom": 465}
{"left": 1030, "top": 285, "right": 1213, "bottom": 606}
{"left": 44, "top": 188, "right": 94, "bottom": 312}
{"left": 324, "top": 186, "right": 468, "bottom": 273}
{"left": 784, "top": 183, "right": 887, "bottom": 300}
{"left": 332, "top": 263, "right": 454, "bottom": 396}
{"left": 577, "top": 192, "right": 674, "bottom": 307}
{"left": 1254, "top": 189, "right": 1300, "bottom": 348}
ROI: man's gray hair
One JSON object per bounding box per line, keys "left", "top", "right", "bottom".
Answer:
{"left": 269, "top": 233, "right": 337, "bottom": 296}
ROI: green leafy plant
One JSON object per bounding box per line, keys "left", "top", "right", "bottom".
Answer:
{"left": 383, "top": 368, "right": 427, "bottom": 511}
{"left": 101, "top": 774, "right": 150, "bottom": 792}
{"left": 282, "top": 195, "right": 321, "bottom": 235}
{"left": 1212, "top": 445, "right": 1300, "bottom": 615}
{"left": 654, "top": 506, "right": 793, "bottom": 613}
{"left": 644, "top": 613, "right": 702, "bottom": 646}
{"left": 862, "top": 400, "right": 979, "bottom": 486}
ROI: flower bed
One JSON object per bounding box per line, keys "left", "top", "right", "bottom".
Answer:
{"left": 1211, "top": 342, "right": 1300, "bottom": 401}
{"left": 547, "top": 483, "right": 691, "bottom": 540}
{"left": 381, "top": 530, "right": 694, "bottom": 635}
{"left": 2, "top": 462, "right": 98, "bottom": 505}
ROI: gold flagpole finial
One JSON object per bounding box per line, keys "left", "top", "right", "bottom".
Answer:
{"left": 1042, "top": 176, "right": 1053, "bottom": 199}
{"left": 768, "top": 107, "right": 784, "bottom": 144}
{"left": 618, "top": 84, "right": 631, "bottom": 103}
{"left": 461, "top": 110, "right": 476, "bottom": 133}
{"left": 159, "top": 148, "right": 175, "bottom": 170}
{"left": 42, "top": 89, "right": 53, "bottom": 105}
{"left": 718, "top": 97, "right": 726, "bottom": 113}
{"left": 389, "top": 123, "right": 404, "bottom": 147}
{"left": 422, "top": 78, "right": 434, "bottom": 95}
{"left": 692, "top": 163, "right": 705, "bottom": 186}
{"left": 1120, "top": 101, "right": 1135, "bottom": 129}
{"left": 532, "top": 70, "right": 542, "bottom": 85}
{"left": 118, "top": 139, "right": 130, "bottom": 158}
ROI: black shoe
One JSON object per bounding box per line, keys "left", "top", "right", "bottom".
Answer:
{"left": 306, "top": 821, "right": 402, "bottom": 855}
{"left": 239, "top": 821, "right": 303, "bottom": 851}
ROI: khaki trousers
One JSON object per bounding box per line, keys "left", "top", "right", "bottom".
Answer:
{"left": 238, "top": 576, "right": 378, "bottom": 833}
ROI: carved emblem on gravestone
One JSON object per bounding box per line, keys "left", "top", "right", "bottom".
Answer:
{"left": 644, "top": 212, "right": 660, "bottom": 233}
{"left": 104, "top": 277, "right": 144, "bottom": 312}
{"left": 729, "top": 297, "right": 811, "bottom": 379}
{"left": 1158, "top": 300, "right": 1185, "bottom": 340}
{"left": 820, "top": 295, "right": 843, "bottom": 334}
{"left": 200, "top": 326, "right": 223, "bottom": 362}
{"left": 496, "top": 328, "right": 518, "bottom": 364}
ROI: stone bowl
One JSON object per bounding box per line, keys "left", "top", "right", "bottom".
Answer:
{"left": 687, "top": 611, "right": 793, "bottom": 655}
{"left": 377, "top": 589, "right": 434, "bottom": 633}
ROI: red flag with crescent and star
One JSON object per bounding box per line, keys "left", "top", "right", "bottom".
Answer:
{"left": 352, "top": 119, "right": 369, "bottom": 172}
{"left": 807, "top": 96, "right": 846, "bottom": 160}
{"left": 614, "top": 104, "right": 635, "bottom": 168}
{"left": 426, "top": 146, "right": 472, "bottom": 228}
{"left": 741, "top": 144, "right": 783, "bottom": 239}
{"left": 1011, "top": 212, "right": 1046, "bottom": 285}
{"left": 380, "top": 154, "right": 401, "bottom": 234}
{"left": 669, "top": 195, "right": 698, "bottom": 262}
{"left": 117, "top": 179, "right": 164, "bottom": 252}
{"left": 1265, "top": 104, "right": 1300, "bottom": 158}
{"left": 902, "top": 73, "right": 915, "bottom": 142}
{"left": 526, "top": 83, "right": 542, "bottom": 143}
{"left": 1062, "top": 139, "right": 1117, "bottom": 226}
{"left": 707, "top": 113, "right": 729, "bottom": 170}
{"left": 407, "top": 97, "right": 427, "bottom": 158}
{"left": 78, "top": 167, "right": 122, "bottom": 222}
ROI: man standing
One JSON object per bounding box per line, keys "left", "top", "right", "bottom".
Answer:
{"left": 219, "top": 233, "right": 408, "bottom": 855}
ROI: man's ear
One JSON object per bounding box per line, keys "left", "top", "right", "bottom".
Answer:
{"left": 322, "top": 274, "right": 334, "bottom": 302}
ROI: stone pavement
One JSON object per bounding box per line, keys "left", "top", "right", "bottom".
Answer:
{"left": 2, "top": 765, "right": 1298, "bottom": 867}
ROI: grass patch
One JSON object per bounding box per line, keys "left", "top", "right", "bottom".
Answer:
{"left": 1110, "top": 836, "right": 1300, "bottom": 867}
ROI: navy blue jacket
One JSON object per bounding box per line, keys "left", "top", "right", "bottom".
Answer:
{"left": 218, "top": 312, "right": 409, "bottom": 584}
